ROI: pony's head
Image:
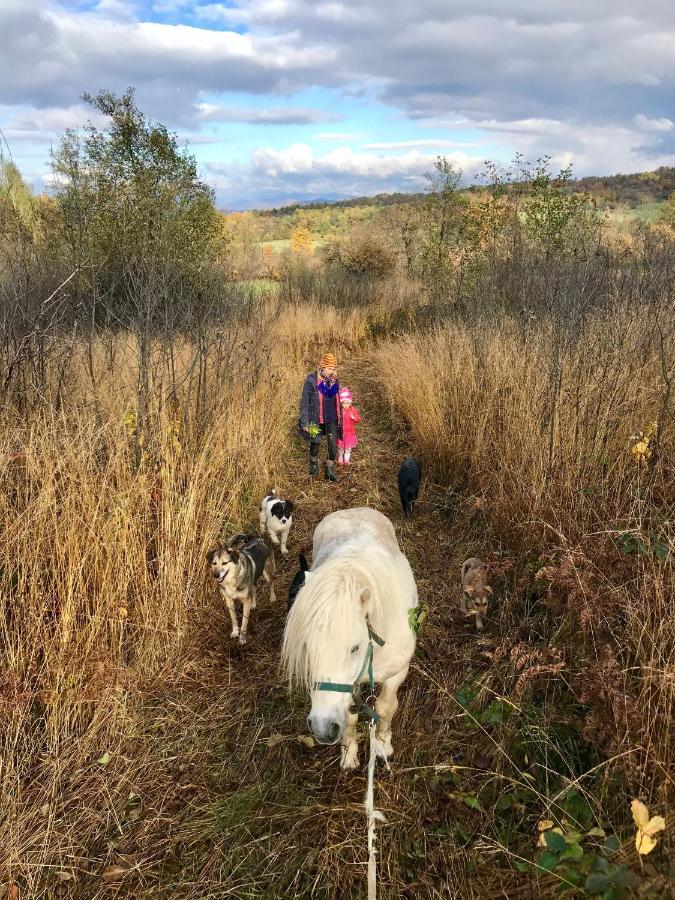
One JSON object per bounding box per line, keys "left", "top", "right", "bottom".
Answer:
{"left": 281, "top": 549, "right": 389, "bottom": 744}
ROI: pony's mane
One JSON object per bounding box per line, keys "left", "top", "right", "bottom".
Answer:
{"left": 281, "top": 543, "right": 408, "bottom": 689}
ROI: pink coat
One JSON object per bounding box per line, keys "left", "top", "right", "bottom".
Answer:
{"left": 338, "top": 406, "right": 361, "bottom": 450}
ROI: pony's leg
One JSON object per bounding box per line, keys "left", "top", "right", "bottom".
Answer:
{"left": 280, "top": 524, "right": 290, "bottom": 556}
{"left": 225, "top": 597, "right": 239, "bottom": 639}
{"left": 239, "top": 596, "right": 253, "bottom": 644}
{"left": 258, "top": 509, "right": 267, "bottom": 536}
{"left": 374, "top": 665, "right": 409, "bottom": 760}
{"left": 341, "top": 708, "right": 360, "bottom": 771}
{"left": 263, "top": 557, "right": 277, "bottom": 603}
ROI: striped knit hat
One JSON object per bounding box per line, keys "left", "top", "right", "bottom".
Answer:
{"left": 339, "top": 388, "right": 352, "bottom": 402}
{"left": 320, "top": 352, "right": 337, "bottom": 368}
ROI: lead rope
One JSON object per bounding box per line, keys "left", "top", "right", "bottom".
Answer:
{"left": 364, "top": 715, "right": 389, "bottom": 899}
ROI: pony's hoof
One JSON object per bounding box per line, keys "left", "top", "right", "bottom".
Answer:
{"left": 238, "top": 634, "right": 247, "bottom": 645}
{"left": 341, "top": 743, "right": 360, "bottom": 771}
{"left": 373, "top": 734, "right": 393, "bottom": 762}
{"left": 230, "top": 629, "right": 240, "bottom": 639}
{"left": 281, "top": 548, "right": 289, "bottom": 557}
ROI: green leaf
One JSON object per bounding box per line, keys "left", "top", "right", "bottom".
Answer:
{"left": 97, "top": 751, "right": 112, "bottom": 766}
{"left": 587, "top": 827, "right": 607, "bottom": 838}
{"left": 455, "top": 683, "right": 477, "bottom": 709}
{"left": 653, "top": 541, "right": 669, "bottom": 561}
{"left": 514, "top": 860, "right": 530, "bottom": 873}
{"left": 585, "top": 872, "right": 610, "bottom": 893}
{"left": 611, "top": 865, "right": 640, "bottom": 889}
{"left": 461, "top": 794, "right": 481, "bottom": 811}
{"left": 545, "top": 831, "right": 567, "bottom": 853}
{"left": 538, "top": 850, "right": 559, "bottom": 872}
{"left": 603, "top": 888, "right": 627, "bottom": 900}
{"left": 559, "top": 843, "right": 584, "bottom": 862}
{"left": 479, "top": 699, "right": 512, "bottom": 726}
{"left": 495, "top": 794, "right": 514, "bottom": 811}
{"left": 603, "top": 836, "right": 621, "bottom": 853}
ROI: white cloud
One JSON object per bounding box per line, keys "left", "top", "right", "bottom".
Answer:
{"left": 196, "top": 103, "right": 340, "bottom": 125}
{"left": 315, "top": 131, "right": 367, "bottom": 141}
{"left": 207, "top": 141, "right": 484, "bottom": 206}
{"left": 633, "top": 114, "right": 674, "bottom": 132}
{"left": 363, "top": 139, "right": 477, "bottom": 149}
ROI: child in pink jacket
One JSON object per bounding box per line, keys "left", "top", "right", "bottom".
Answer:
{"left": 337, "top": 387, "right": 361, "bottom": 464}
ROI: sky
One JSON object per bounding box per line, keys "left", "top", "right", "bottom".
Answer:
{"left": 2, "top": 0, "right": 675, "bottom": 209}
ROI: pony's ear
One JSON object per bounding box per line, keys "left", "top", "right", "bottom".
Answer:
{"left": 285, "top": 500, "right": 294, "bottom": 514}
{"left": 227, "top": 548, "right": 240, "bottom": 563}
{"left": 206, "top": 548, "right": 217, "bottom": 564}
{"left": 485, "top": 585, "right": 493, "bottom": 595}
{"left": 359, "top": 586, "right": 373, "bottom": 612}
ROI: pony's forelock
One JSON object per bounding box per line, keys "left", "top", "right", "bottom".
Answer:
{"left": 281, "top": 545, "right": 408, "bottom": 690}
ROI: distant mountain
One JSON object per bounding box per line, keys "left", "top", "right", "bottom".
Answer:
{"left": 250, "top": 167, "right": 675, "bottom": 216}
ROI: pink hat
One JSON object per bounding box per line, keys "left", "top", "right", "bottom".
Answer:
{"left": 339, "top": 388, "right": 352, "bottom": 402}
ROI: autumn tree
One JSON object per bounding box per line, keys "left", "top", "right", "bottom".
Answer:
{"left": 290, "top": 223, "right": 313, "bottom": 253}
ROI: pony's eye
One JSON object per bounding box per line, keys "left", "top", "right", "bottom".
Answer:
{"left": 350, "top": 644, "right": 360, "bottom": 654}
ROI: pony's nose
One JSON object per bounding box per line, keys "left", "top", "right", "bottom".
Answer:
{"left": 307, "top": 715, "right": 341, "bottom": 745}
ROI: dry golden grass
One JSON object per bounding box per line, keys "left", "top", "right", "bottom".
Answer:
{"left": 1, "top": 292, "right": 673, "bottom": 898}
{"left": 0, "top": 300, "right": 371, "bottom": 897}
{"left": 375, "top": 308, "right": 675, "bottom": 816}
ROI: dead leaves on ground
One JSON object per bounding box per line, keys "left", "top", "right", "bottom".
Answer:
{"left": 266, "top": 733, "right": 315, "bottom": 750}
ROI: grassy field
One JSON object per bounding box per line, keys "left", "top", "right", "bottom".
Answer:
{"left": 604, "top": 201, "right": 664, "bottom": 227}
{"left": 1, "top": 284, "right": 673, "bottom": 898}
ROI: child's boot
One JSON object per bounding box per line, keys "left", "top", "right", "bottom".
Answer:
{"left": 344, "top": 449, "right": 352, "bottom": 465}
{"left": 309, "top": 451, "right": 319, "bottom": 476}
{"left": 337, "top": 448, "right": 344, "bottom": 465}
{"left": 325, "top": 460, "right": 338, "bottom": 482}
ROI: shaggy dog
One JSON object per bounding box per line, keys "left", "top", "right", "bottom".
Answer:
{"left": 259, "top": 490, "right": 294, "bottom": 556}
{"left": 398, "top": 458, "right": 422, "bottom": 518}
{"left": 208, "top": 536, "right": 276, "bottom": 645}
{"left": 460, "top": 557, "right": 492, "bottom": 632}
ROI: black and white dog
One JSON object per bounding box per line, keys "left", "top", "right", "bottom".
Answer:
{"left": 259, "top": 490, "right": 294, "bottom": 556}
{"left": 398, "top": 458, "right": 422, "bottom": 518}
{"left": 287, "top": 552, "right": 310, "bottom": 612}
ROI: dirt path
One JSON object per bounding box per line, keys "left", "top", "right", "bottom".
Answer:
{"left": 131, "top": 353, "right": 505, "bottom": 900}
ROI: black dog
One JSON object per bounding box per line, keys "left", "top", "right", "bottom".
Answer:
{"left": 287, "top": 552, "right": 309, "bottom": 611}
{"left": 398, "top": 458, "right": 422, "bottom": 518}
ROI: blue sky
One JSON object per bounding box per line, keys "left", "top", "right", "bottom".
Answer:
{"left": 2, "top": 0, "right": 675, "bottom": 208}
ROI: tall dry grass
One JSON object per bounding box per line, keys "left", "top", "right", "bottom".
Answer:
{"left": 375, "top": 304, "right": 674, "bottom": 810}
{"left": 0, "top": 299, "right": 364, "bottom": 895}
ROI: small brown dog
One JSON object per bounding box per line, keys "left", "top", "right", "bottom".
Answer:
{"left": 460, "top": 557, "right": 492, "bottom": 632}
{"left": 208, "top": 535, "right": 276, "bottom": 645}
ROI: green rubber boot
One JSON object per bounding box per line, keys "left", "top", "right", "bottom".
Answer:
{"left": 325, "top": 460, "right": 338, "bottom": 482}
{"left": 309, "top": 456, "right": 319, "bottom": 476}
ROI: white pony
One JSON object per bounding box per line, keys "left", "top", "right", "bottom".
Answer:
{"left": 281, "top": 507, "right": 418, "bottom": 770}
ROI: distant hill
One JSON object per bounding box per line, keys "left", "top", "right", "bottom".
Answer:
{"left": 568, "top": 167, "right": 675, "bottom": 207}
{"left": 251, "top": 167, "right": 675, "bottom": 216}
{"left": 257, "top": 190, "right": 423, "bottom": 217}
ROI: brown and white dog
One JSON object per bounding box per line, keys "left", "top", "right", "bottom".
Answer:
{"left": 208, "top": 535, "right": 276, "bottom": 645}
{"left": 460, "top": 557, "right": 492, "bottom": 632}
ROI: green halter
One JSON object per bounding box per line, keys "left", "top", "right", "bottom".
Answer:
{"left": 313, "top": 621, "right": 385, "bottom": 722}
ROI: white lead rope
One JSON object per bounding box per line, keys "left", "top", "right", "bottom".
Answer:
{"left": 364, "top": 722, "right": 388, "bottom": 900}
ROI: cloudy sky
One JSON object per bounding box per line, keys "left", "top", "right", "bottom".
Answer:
{"left": 2, "top": 0, "right": 675, "bottom": 208}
